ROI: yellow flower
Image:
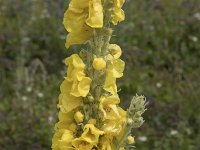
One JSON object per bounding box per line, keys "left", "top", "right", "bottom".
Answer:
{"left": 102, "top": 119, "right": 122, "bottom": 136}
{"left": 127, "top": 135, "right": 135, "bottom": 144}
{"left": 52, "top": 129, "right": 63, "bottom": 150}
{"left": 55, "top": 111, "right": 75, "bottom": 132}
{"left": 112, "top": 0, "right": 125, "bottom": 25}
{"left": 102, "top": 107, "right": 126, "bottom": 136}
{"left": 52, "top": 129, "right": 75, "bottom": 150}
{"left": 65, "top": 25, "right": 92, "bottom": 48}
{"left": 99, "top": 136, "right": 113, "bottom": 150}
{"left": 104, "top": 59, "right": 125, "bottom": 94}
{"left": 86, "top": 0, "right": 103, "bottom": 28}
{"left": 99, "top": 95, "right": 120, "bottom": 120}
{"left": 65, "top": 54, "right": 85, "bottom": 80}
{"left": 63, "top": 0, "right": 92, "bottom": 48}
{"left": 103, "top": 71, "right": 117, "bottom": 94}
{"left": 118, "top": 106, "right": 127, "bottom": 122}
{"left": 58, "top": 91, "right": 82, "bottom": 113}
{"left": 107, "top": 44, "right": 122, "bottom": 59}
{"left": 63, "top": 6, "right": 88, "bottom": 33}
{"left": 70, "top": 77, "right": 92, "bottom": 97}
{"left": 74, "top": 111, "right": 84, "bottom": 123}
{"left": 64, "top": 54, "right": 92, "bottom": 97}
{"left": 93, "top": 57, "right": 106, "bottom": 71}
{"left": 72, "top": 137, "right": 94, "bottom": 150}
{"left": 59, "top": 130, "right": 74, "bottom": 149}
{"left": 59, "top": 79, "right": 83, "bottom": 113}
{"left": 88, "top": 119, "right": 97, "bottom": 125}
{"left": 119, "top": 147, "right": 125, "bottom": 150}
{"left": 63, "top": 0, "right": 103, "bottom": 48}
{"left": 81, "top": 124, "right": 104, "bottom": 144}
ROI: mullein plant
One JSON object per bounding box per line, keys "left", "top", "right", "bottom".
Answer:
{"left": 52, "top": 0, "right": 146, "bottom": 150}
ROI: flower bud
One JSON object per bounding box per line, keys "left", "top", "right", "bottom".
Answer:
{"left": 127, "top": 135, "right": 135, "bottom": 144}
{"left": 88, "top": 119, "right": 96, "bottom": 125}
{"left": 88, "top": 95, "right": 94, "bottom": 102}
{"left": 69, "top": 123, "right": 77, "bottom": 132}
{"left": 74, "top": 111, "right": 84, "bottom": 123}
{"left": 92, "top": 58, "right": 106, "bottom": 71}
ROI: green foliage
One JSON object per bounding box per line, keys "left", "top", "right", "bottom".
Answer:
{"left": 0, "top": 0, "right": 200, "bottom": 149}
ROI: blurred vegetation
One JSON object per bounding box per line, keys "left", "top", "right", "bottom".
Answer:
{"left": 0, "top": 0, "right": 200, "bottom": 149}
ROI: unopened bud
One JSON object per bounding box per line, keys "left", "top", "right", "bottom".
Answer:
{"left": 93, "top": 58, "right": 106, "bottom": 71}
{"left": 127, "top": 135, "right": 135, "bottom": 144}
{"left": 74, "top": 111, "right": 84, "bottom": 123}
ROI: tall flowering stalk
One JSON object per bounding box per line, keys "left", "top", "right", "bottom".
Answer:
{"left": 52, "top": 0, "right": 146, "bottom": 149}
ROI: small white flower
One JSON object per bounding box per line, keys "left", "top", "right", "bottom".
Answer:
{"left": 37, "top": 92, "right": 44, "bottom": 98}
{"left": 138, "top": 136, "right": 147, "bottom": 142}
{"left": 194, "top": 13, "right": 200, "bottom": 21}
{"left": 22, "top": 96, "right": 27, "bottom": 101}
{"left": 48, "top": 116, "right": 53, "bottom": 123}
{"left": 170, "top": 130, "right": 178, "bottom": 136}
{"left": 22, "top": 37, "right": 30, "bottom": 43}
{"left": 26, "top": 87, "right": 32, "bottom": 92}
{"left": 190, "top": 36, "right": 198, "bottom": 42}
{"left": 150, "top": 26, "right": 154, "bottom": 31}
{"left": 41, "top": 9, "right": 50, "bottom": 19}
{"left": 31, "top": 16, "right": 36, "bottom": 22}
{"left": 156, "top": 82, "right": 162, "bottom": 88}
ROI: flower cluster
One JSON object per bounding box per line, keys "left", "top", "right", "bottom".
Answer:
{"left": 52, "top": 0, "right": 146, "bottom": 150}
{"left": 63, "top": 0, "right": 125, "bottom": 48}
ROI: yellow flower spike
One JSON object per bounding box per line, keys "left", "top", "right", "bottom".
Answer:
{"left": 52, "top": 0, "right": 146, "bottom": 149}
{"left": 86, "top": 0, "right": 103, "bottom": 28}
{"left": 72, "top": 137, "right": 94, "bottom": 150}
{"left": 81, "top": 124, "right": 104, "bottom": 144}
{"left": 127, "top": 135, "right": 135, "bottom": 144}
{"left": 74, "top": 111, "right": 84, "bottom": 123}
{"left": 108, "top": 44, "right": 122, "bottom": 59}
{"left": 93, "top": 57, "right": 106, "bottom": 71}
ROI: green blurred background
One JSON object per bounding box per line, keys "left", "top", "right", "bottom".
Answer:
{"left": 0, "top": 0, "right": 200, "bottom": 149}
